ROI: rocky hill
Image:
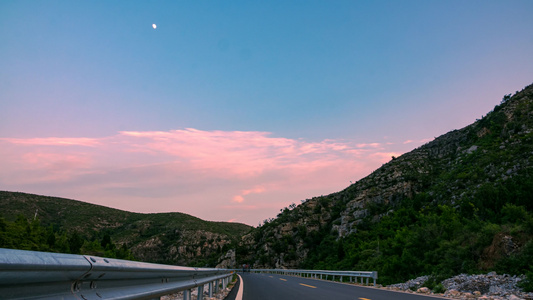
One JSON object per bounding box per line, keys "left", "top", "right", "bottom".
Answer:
{"left": 237, "top": 83, "right": 533, "bottom": 285}
{"left": 0, "top": 191, "right": 251, "bottom": 266}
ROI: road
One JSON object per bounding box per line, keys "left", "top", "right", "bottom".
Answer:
{"left": 225, "top": 272, "right": 445, "bottom": 300}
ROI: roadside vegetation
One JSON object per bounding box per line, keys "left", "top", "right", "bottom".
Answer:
{"left": 0, "top": 214, "right": 134, "bottom": 259}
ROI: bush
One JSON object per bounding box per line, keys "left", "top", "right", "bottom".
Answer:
{"left": 519, "top": 271, "right": 533, "bottom": 292}
{"left": 423, "top": 275, "right": 447, "bottom": 293}
{"left": 433, "top": 283, "right": 446, "bottom": 294}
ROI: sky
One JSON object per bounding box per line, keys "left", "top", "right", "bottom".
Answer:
{"left": 1, "top": 1, "right": 532, "bottom": 226}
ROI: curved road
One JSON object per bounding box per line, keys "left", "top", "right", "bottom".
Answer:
{"left": 225, "top": 272, "right": 445, "bottom": 300}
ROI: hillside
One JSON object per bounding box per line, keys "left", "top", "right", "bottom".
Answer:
{"left": 237, "top": 83, "right": 533, "bottom": 285}
{"left": 0, "top": 191, "right": 252, "bottom": 266}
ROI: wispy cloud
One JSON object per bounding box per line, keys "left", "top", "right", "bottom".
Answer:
{"left": 0, "top": 129, "right": 428, "bottom": 225}
{"left": 2, "top": 137, "right": 101, "bottom": 147}
{"left": 233, "top": 186, "right": 266, "bottom": 203}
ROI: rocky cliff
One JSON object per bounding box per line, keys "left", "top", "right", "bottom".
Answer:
{"left": 237, "top": 83, "right": 533, "bottom": 283}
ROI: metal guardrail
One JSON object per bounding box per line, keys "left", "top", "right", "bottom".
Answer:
{"left": 0, "top": 248, "right": 233, "bottom": 300}
{"left": 251, "top": 268, "right": 378, "bottom": 285}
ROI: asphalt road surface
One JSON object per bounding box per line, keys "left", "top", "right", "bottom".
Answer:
{"left": 225, "top": 272, "right": 445, "bottom": 300}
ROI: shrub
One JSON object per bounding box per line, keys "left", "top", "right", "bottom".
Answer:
{"left": 433, "top": 283, "right": 446, "bottom": 294}
{"left": 519, "top": 271, "right": 533, "bottom": 292}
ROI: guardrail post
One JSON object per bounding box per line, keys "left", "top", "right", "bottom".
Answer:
{"left": 340, "top": 276, "right": 343, "bottom": 282}
{"left": 198, "top": 285, "right": 204, "bottom": 300}
{"left": 366, "top": 277, "right": 369, "bottom": 285}
{"left": 214, "top": 279, "right": 219, "bottom": 293}
{"left": 183, "top": 289, "right": 191, "bottom": 300}
{"left": 208, "top": 282, "right": 213, "bottom": 297}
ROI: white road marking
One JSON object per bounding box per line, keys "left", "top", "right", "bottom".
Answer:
{"left": 236, "top": 274, "right": 244, "bottom": 300}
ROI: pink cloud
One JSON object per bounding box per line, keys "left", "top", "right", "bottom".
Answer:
{"left": 232, "top": 195, "right": 245, "bottom": 203}
{"left": 242, "top": 186, "right": 266, "bottom": 195}
{"left": 356, "top": 142, "right": 382, "bottom": 148}
{"left": 0, "top": 129, "right": 430, "bottom": 225}
{"left": 0, "top": 137, "right": 100, "bottom": 147}
{"left": 232, "top": 186, "right": 266, "bottom": 203}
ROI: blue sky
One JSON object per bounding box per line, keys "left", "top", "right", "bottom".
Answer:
{"left": 1, "top": 1, "right": 533, "bottom": 225}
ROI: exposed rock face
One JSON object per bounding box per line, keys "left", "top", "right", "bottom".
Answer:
{"left": 216, "top": 249, "right": 236, "bottom": 269}
{"left": 131, "top": 237, "right": 164, "bottom": 262}
{"left": 129, "top": 229, "right": 235, "bottom": 266}
{"left": 481, "top": 233, "right": 521, "bottom": 269}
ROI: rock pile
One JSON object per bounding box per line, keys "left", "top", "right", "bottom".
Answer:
{"left": 388, "top": 272, "right": 533, "bottom": 300}
{"left": 387, "top": 275, "right": 429, "bottom": 291}
{"left": 441, "top": 272, "right": 532, "bottom": 300}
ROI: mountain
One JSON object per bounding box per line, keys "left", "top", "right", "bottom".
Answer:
{"left": 0, "top": 191, "right": 251, "bottom": 266}
{"left": 237, "top": 83, "right": 533, "bottom": 285}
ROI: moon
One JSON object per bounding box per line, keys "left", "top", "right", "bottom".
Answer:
{"left": 152, "top": 24, "right": 157, "bottom": 29}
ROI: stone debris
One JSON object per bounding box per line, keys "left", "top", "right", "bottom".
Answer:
{"left": 388, "top": 275, "right": 429, "bottom": 291}
{"left": 160, "top": 287, "right": 233, "bottom": 300}
{"left": 442, "top": 272, "right": 531, "bottom": 299}
{"left": 387, "top": 272, "right": 533, "bottom": 300}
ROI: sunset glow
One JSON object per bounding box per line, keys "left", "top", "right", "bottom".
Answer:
{"left": 0, "top": 129, "right": 421, "bottom": 224}
{"left": 1, "top": 1, "right": 532, "bottom": 225}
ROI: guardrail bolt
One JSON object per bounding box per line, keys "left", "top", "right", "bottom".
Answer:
{"left": 90, "top": 281, "right": 97, "bottom": 289}
{"left": 72, "top": 281, "right": 81, "bottom": 292}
